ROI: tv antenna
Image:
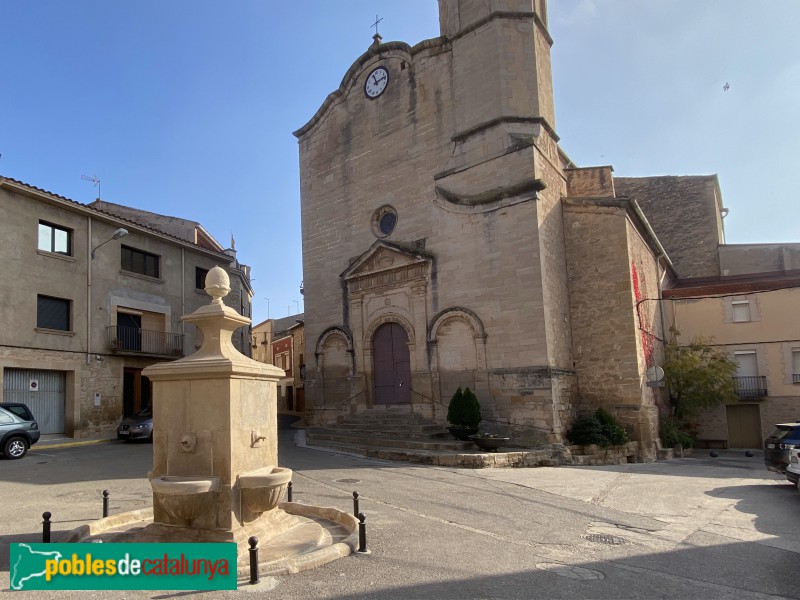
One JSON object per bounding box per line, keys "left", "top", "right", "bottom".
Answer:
{"left": 81, "top": 173, "right": 101, "bottom": 198}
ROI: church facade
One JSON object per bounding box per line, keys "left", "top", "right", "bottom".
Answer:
{"left": 295, "top": 1, "right": 675, "bottom": 456}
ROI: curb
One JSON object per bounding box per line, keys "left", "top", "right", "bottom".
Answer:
{"left": 31, "top": 438, "right": 117, "bottom": 451}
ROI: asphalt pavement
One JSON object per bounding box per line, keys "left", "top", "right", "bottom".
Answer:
{"left": 1, "top": 432, "right": 797, "bottom": 599}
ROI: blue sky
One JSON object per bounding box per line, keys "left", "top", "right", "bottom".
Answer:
{"left": 2, "top": 1, "right": 798, "bottom": 325}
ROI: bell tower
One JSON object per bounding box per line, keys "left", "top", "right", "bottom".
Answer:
{"left": 438, "top": 0, "right": 556, "bottom": 147}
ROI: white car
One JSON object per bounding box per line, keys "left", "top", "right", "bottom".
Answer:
{"left": 786, "top": 447, "right": 800, "bottom": 487}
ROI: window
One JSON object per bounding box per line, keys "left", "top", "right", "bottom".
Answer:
{"left": 274, "top": 351, "right": 290, "bottom": 371}
{"left": 196, "top": 267, "right": 209, "bottom": 290}
{"left": 37, "top": 295, "right": 71, "bottom": 331}
{"left": 371, "top": 205, "right": 398, "bottom": 238}
{"left": 38, "top": 221, "right": 71, "bottom": 255}
{"left": 793, "top": 350, "right": 800, "bottom": 384}
{"left": 732, "top": 300, "right": 750, "bottom": 323}
{"left": 734, "top": 351, "right": 758, "bottom": 376}
{"left": 121, "top": 245, "right": 160, "bottom": 278}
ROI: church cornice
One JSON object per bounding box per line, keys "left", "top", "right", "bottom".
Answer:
{"left": 451, "top": 116, "right": 559, "bottom": 144}
{"left": 435, "top": 175, "right": 545, "bottom": 207}
{"left": 444, "top": 10, "right": 553, "bottom": 47}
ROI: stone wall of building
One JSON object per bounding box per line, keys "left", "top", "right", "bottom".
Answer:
{"left": 719, "top": 243, "right": 800, "bottom": 276}
{"left": 562, "top": 198, "right": 663, "bottom": 457}
{"left": 615, "top": 176, "right": 723, "bottom": 279}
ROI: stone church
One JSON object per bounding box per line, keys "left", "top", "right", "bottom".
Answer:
{"left": 294, "top": 0, "right": 722, "bottom": 458}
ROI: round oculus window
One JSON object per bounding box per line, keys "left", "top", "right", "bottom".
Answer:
{"left": 372, "top": 206, "right": 398, "bottom": 238}
{"left": 379, "top": 212, "right": 397, "bottom": 235}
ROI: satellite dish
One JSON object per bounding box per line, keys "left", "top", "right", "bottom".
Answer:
{"left": 645, "top": 366, "right": 665, "bottom": 382}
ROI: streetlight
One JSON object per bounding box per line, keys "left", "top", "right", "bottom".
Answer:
{"left": 92, "top": 228, "right": 128, "bottom": 258}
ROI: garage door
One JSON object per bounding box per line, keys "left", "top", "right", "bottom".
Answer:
{"left": 3, "top": 368, "right": 65, "bottom": 434}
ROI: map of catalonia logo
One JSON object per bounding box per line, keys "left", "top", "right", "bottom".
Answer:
{"left": 10, "top": 543, "right": 238, "bottom": 590}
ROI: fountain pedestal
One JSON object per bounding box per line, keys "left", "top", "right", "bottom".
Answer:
{"left": 143, "top": 267, "right": 293, "bottom": 540}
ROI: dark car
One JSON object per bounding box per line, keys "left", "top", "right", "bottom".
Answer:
{"left": 117, "top": 406, "right": 153, "bottom": 442}
{"left": 0, "top": 403, "right": 41, "bottom": 459}
{"left": 764, "top": 422, "right": 800, "bottom": 473}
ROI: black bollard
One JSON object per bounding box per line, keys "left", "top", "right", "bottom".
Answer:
{"left": 353, "top": 491, "right": 360, "bottom": 517}
{"left": 357, "top": 512, "right": 367, "bottom": 553}
{"left": 42, "top": 512, "right": 51, "bottom": 543}
{"left": 287, "top": 481, "right": 293, "bottom": 503}
{"left": 102, "top": 490, "right": 110, "bottom": 518}
{"left": 248, "top": 536, "right": 259, "bottom": 585}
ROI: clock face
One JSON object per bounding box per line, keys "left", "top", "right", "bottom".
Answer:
{"left": 364, "top": 67, "right": 389, "bottom": 99}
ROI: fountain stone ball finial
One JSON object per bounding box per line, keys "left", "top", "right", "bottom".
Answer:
{"left": 205, "top": 266, "right": 231, "bottom": 304}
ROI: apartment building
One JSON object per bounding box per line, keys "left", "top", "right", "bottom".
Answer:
{"left": 0, "top": 176, "right": 253, "bottom": 438}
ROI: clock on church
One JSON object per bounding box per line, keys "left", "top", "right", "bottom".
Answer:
{"left": 364, "top": 66, "right": 389, "bottom": 99}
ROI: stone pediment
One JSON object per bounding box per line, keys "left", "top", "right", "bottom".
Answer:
{"left": 341, "top": 241, "right": 432, "bottom": 283}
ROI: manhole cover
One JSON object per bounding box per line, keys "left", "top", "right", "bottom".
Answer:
{"left": 335, "top": 478, "right": 362, "bottom": 484}
{"left": 581, "top": 533, "right": 627, "bottom": 545}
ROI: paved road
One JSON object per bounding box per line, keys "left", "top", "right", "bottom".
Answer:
{"left": 1, "top": 433, "right": 797, "bottom": 599}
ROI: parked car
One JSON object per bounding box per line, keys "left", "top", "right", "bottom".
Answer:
{"left": 764, "top": 422, "right": 800, "bottom": 474}
{"left": 0, "top": 403, "right": 41, "bottom": 459}
{"left": 786, "top": 447, "right": 800, "bottom": 487}
{"left": 117, "top": 406, "right": 153, "bottom": 442}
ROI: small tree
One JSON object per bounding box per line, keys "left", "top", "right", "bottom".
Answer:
{"left": 447, "top": 386, "right": 482, "bottom": 429}
{"left": 663, "top": 327, "right": 738, "bottom": 420}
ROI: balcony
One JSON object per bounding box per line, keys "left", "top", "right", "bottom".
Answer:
{"left": 794, "top": 374, "right": 800, "bottom": 384}
{"left": 733, "top": 375, "right": 768, "bottom": 399}
{"left": 107, "top": 326, "right": 184, "bottom": 357}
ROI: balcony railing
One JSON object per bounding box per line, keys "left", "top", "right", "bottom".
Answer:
{"left": 733, "top": 375, "right": 768, "bottom": 399}
{"left": 107, "top": 326, "right": 184, "bottom": 357}
{"left": 794, "top": 374, "right": 800, "bottom": 384}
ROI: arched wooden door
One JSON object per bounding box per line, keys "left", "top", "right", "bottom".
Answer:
{"left": 372, "top": 323, "right": 411, "bottom": 405}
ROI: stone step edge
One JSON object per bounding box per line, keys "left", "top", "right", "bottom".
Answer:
{"left": 304, "top": 439, "right": 562, "bottom": 469}
{"left": 307, "top": 433, "right": 472, "bottom": 451}
{"left": 308, "top": 428, "right": 451, "bottom": 440}
{"left": 330, "top": 424, "right": 447, "bottom": 433}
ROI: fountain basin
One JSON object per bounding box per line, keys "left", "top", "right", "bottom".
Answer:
{"left": 239, "top": 466, "right": 292, "bottom": 514}
{"left": 150, "top": 475, "right": 220, "bottom": 525}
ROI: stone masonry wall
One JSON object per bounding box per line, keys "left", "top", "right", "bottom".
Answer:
{"left": 615, "top": 176, "right": 722, "bottom": 279}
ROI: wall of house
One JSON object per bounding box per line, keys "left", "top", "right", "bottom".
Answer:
{"left": 667, "top": 287, "right": 800, "bottom": 447}
{"left": 0, "top": 181, "right": 252, "bottom": 436}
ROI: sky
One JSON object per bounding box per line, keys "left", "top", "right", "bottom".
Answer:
{"left": 2, "top": 1, "right": 799, "bottom": 326}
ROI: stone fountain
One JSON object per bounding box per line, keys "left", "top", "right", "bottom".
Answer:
{"left": 65, "top": 267, "right": 357, "bottom": 577}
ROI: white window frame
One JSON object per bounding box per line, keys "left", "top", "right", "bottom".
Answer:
{"left": 731, "top": 300, "right": 751, "bottom": 323}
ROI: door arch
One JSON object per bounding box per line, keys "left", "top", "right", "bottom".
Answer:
{"left": 372, "top": 322, "right": 410, "bottom": 405}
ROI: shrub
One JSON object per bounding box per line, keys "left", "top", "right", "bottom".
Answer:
{"left": 567, "top": 415, "right": 606, "bottom": 446}
{"left": 596, "top": 407, "right": 629, "bottom": 446}
{"left": 447, "top": 386, "right": 482, "bottom": 428}
{"left": 567, "top": 408, "right": 629, "bottom": 447}
{"left": 660, "top": 417, "right": 695, "bottom": 449}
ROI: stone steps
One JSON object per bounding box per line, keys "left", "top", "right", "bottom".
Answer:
{"left": 301, "top": 436, "right": 563, "bottom": 469}
{"left": 306, "top": 430, "right": 472, "bottom": 452}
